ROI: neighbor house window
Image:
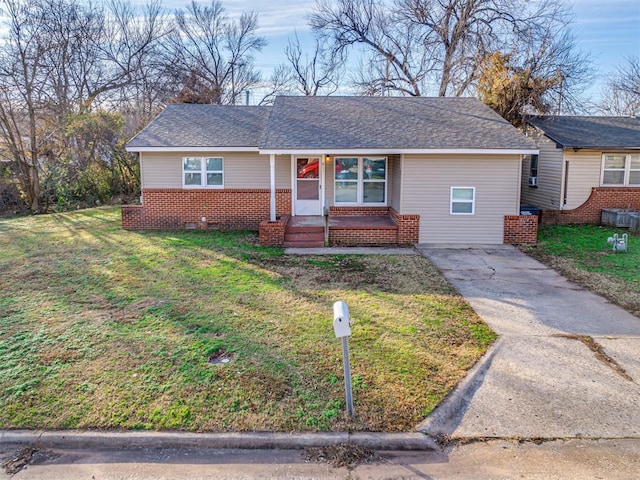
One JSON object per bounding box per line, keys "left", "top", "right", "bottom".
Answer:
{"left": 529, "top": 154, "right": 539, "bottom": 177}
{"left": 601, "top": 154, "right": 640, "bottom": 186}
{"left": 183, "top": 157, "right": 224, "bottom": 188}
{"left": 334, "top": 157, "right": 387, "bottom": 205}
{"left": 450, "top": 187, "right": 475, "bottom": 215}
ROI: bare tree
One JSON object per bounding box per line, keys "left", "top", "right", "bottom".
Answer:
{"left": 477, "top": 8, "right": 592, "bottom": 125}
{"left": 309, "top": 0, "right": 434, "bottom": 96}
{"left": 166, "top": 0, "right": 266, "bottom": 105}
{"left": 311, "top": 0, "right": 589, "bottom": 105}
{"left": 599, "top": 57, "right": 640, "bottom": 116}
{"left": 0, "top": 0, "right": 166, "bottom": 212}
{"left": 284, "top": 33, "right": 343, "bottom": 96}
{"left": 0, "top": 0, "right": 53, "bottom": 212}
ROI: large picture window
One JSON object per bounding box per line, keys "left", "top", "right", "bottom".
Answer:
{"left": 334, "top": 157, "right": 387, "bottom": 205}
{"left": 183, "top": 157, "right": 224, "bottom": 188}
{"left": 450, "top": 187, "right": 475, "bottom": 215}
{"left": 601, "top": 154, "right": 640, "bottom": 186}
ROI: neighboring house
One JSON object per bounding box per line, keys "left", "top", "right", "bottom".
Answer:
{"left": 522, "top": 116, "right": 640, "bottom": 224}
{"left": 124, "top": 96, "right": 538, "bottom": 246}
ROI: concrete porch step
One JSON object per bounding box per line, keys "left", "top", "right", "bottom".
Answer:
{"left": 284, "top": 225, "right": 324, "bottom": 234}
{"left": 284, "top": 232, "right": 325, "bottom": 242}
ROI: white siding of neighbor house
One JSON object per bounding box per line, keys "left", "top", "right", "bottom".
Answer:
{"left": 520, "top": 130, "right": 563, "bottom": 210}
{"left": 139, "top": 152, "right": 290, "bottom": 189}
{"left": 401, "top": 154, "right": 521, "bottom": 244}
{"left": 563, "top": 150, "right": 602, "bottom": 209}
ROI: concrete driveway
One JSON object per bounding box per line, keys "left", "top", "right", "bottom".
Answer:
{"left": 416, "top": 245, "right": 640, "bottom": 440}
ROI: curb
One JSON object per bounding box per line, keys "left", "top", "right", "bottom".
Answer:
{"left": 0, "top": 430, "right": 437, "bottom": 452}
{"left": 417, "top": 338, "right": 502, "bottom": 437}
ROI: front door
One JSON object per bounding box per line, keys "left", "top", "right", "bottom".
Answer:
{"left": 295, "top": 157, "right": 322, "bottom": 215}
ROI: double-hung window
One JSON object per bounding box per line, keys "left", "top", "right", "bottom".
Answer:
{"left": 601, "top": 154, "right": 640, "bottom": 186}
{"left": 334, "top": 157, "right": 387, "bottom": 205}
{"left": 183, "top": 157, "right": 224, "bottom": 188}
{"left": 450, "top": 187, "right": 475, "bottom": 215}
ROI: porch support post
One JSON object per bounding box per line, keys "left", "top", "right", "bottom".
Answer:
{"left": 269, "top": 154, "right": 276, "bottom": 221}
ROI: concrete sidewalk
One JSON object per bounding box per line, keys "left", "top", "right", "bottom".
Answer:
{"left": 416, "top": 244, "right": 640, "bottom": 440}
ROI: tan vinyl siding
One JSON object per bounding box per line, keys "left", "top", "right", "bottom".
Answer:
{"left": 324, "top": 157, "right": 334, "bottom": 207}
{"left": 140, "top": 152, "right": 182, "bottom": 188}
{"left": 402, "top": 154, "right": 521, "bottom": 244}
{"left": 521, "top": 130, "right": 563, "bottom": 210}
{"left": 275, "top": 155, "right": 291, "bottom": 189}
{"left": 563, "top": 150, "right": 602, "bottom": 209}
{"left": 391, "top": 154, "right": 402, "bottom": 211}
{"left": 140, "top": 151, "right": 290, "bottom": 189}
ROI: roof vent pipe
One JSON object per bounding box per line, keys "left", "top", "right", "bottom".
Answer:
{"left": 245, "top": 91, "right": 250, "bottom": 106}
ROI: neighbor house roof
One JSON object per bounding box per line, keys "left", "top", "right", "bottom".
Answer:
{"left": 126, "top": 96, "right": 537, "bottom": 154}
{"left": 127, "top": 104, "right": 270, "bottom": 150}
{"left": 527, "top": 116, "right": 640, "bottom": 150}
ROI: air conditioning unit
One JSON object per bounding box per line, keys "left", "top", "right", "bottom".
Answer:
{"left": 528, "top": 176, "right": 538, "bottom": 187}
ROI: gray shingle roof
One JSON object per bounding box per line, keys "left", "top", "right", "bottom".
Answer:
{"left": 260, "top": 96, "right": 535, "bottom": 150}
{"left": 127, "top": 104, "right": 270, "bottom": 148}
{"left": 126, "top": 96, "right": 537, "bottom": 151}
{"left": 527, "top": 116, "right": 640, "bottom": 149}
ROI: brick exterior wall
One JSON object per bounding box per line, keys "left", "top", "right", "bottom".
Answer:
{"left": 121, "top": 188, "right": 292, "bottom": 231}
{"left": 540, "top": 187, "right": 640, "bottom": 225}
{"left": 259, "top": 215, "right": 289, "bottom": 247}
{"left": 504, "top": 215, "right": 538, "bottom": 244}
{"left": 328, "top": 206, "right": 390, "bottom": 216}
{"left": 329, "top": 228, "right": 398, "bottom": 246}
{"left": 390, "top": 208, "right": 420, "bottom": 245}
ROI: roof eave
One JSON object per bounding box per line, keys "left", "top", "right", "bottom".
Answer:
{"left": 125, "top": 146, "right": 260, "bottom": 153}
{"left": 258, "top": 148, "right": 539, "bottom": 155}
{"left": 563, "top": 146, "right": 640, "bottom": 151}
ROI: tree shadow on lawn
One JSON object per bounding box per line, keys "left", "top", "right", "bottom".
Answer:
{"left": 0, "top": 216, "right": 494, "bottom": 433}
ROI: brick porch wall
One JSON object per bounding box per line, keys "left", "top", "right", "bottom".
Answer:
{"left": 540, "top": 187, "right": 640, "bottom": 225}
{"left": 329, "top": 228, "right": 398, "bottom": 246}
{"left": 390, "top": 208, "right": 420, "bottom": 245}
{"left": 328, "top": 206, "right": 390, "bottom": 216}
{"left": 259, "top": 214, "right": 289, "bottom": 247}
{"left": 504, "top": 215, "right": 538, "bottom": 244}
{"left": 121, "top": 189, "right": 292, "bottom": 231}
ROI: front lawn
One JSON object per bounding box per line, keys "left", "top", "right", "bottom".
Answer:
{"left": 0, "top": 207, "right": 494, "bottom": 432}
{"left": 523, "top": 225, "right": 640, "bottom": 316}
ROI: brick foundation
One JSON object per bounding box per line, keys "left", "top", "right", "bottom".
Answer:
{"left": 121, "top": 189, "right": 292, "bottom": 231}
{"left": 259, "top": 215, "right": 289, "bottom": 247}
{"left": 504, "top": 215, "right": 538, "bottom": 244}
{"left": 540, "top": 187, "right": 640, "bottom": 225}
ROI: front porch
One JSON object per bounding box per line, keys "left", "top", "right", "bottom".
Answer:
{"left": 258, "top": 207, "right": 420, "bottom": 248}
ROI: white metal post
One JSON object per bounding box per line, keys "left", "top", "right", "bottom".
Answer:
{"left": 342, "top": 337, "right": 354, "bottom": 417}
{"left": 269, "top": 154, "right": 276, "bottom": 221}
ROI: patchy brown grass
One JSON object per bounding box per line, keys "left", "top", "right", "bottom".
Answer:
{"left": 522, "top": 225, "right": 640, "bottom": 317}
{"left": 0, "top": 207, "right": 494, "bottom": 432}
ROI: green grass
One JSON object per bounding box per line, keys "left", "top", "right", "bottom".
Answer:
{"left": 0, "top": 207, "right": 494, "bottom": 432}
{"left": 523, "top": 224, "right": 640, "bottom": 316}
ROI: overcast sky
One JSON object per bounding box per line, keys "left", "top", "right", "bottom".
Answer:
{"left": 157, "top": 0, "right": 639, "bottom": 102}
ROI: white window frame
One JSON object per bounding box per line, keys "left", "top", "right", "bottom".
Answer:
{"left": 450, "top": 187, "right": 475, "bottom": 215}
{"left": 334, "top": 156, "right": 387, "bottom": 206}
{"left": 182, "top": 157, "right": 224, "bottom": 188}
{"left": 600, "top": 153, "right": 640, "bottom": 187}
